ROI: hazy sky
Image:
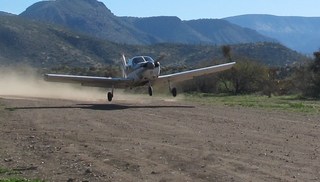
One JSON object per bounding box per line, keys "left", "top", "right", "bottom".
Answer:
{"left": 1, "top": 0, "right": 319, "bottom": 20}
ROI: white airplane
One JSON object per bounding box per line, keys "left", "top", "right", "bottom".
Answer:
{"left": 45, "top": 55, "right": 235, "bottom": 101}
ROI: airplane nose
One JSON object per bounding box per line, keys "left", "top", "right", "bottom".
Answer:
{"left": 145, "top": 62, "right": 155, "bottom": 69}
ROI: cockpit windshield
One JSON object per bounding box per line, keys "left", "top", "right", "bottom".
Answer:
{"left": 132, "top": 57, "right": 145, "bottom": 65}
{"left": 129, "top": 56, "right": 155, "bottom": 66}
{"left": 143, "top": 56, "right": 155, "bottom": 63}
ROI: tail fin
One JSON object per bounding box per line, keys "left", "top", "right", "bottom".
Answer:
{"left": 121, "top": 54, "right": 127, "bottom": 78}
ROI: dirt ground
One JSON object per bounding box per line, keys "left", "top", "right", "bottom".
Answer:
{"left": 0, "top": 96, "right": 320, "bottom": 182}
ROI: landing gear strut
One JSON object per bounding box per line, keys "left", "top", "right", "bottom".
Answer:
{"left": 168, "top": 81, "right": 177, "bottom": 97}
{"left": 148, "top": 85, "right": 153, "bottom": 96}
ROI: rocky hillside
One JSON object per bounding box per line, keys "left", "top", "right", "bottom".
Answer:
{"left": 0, "top": 15, "right": 121, "bottom": 68}
{"left": 0, "top": 15, "right": 306, "bottom": 71}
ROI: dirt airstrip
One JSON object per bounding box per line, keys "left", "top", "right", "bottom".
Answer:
{"left": 0, "top": 95, "right": 319, "bottom": 182}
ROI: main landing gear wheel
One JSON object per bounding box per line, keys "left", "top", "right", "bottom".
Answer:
{"left": 171, "top": 88, "right": 177, "bottom": 97}
{"left": 148, "top": 86, "right": 153, "bottom": 96}
{"left": 107, "top": 92, "right": 113, "bottom": 102}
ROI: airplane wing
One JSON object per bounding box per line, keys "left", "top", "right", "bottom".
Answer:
{"left": 44, "top": 74, "right": 134, "bottom": 88}
{"left": 155, "top": 62, "right": 235, "bottom": 84}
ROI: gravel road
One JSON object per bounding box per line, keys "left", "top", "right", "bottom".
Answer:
{"left": 0, "top": 97, "right": 319, "bottom": 181}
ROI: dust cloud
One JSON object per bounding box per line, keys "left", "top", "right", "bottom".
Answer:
{"left": 0, "top": 66, "right": 106, "bottom": 101}
{"left": 0, "top": 66, "right": 182, "bottom": 103}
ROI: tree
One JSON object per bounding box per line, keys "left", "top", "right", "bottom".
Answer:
{"left": 222, "top": 45, "right": 232, "bottom": 62}
{"left": 293, "top": 51, "right": 320, "bottom": 98}
{"left": 218, "top": 58, "right": 269, "bottom": 95}
{"left": 306, "top": 51, "right": 320, "bottom": 98}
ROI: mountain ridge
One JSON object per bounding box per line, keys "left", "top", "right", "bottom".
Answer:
{"left": 0, "top": 11, "right": 15, "bottom": 16}
{"left": 0, "top": 15, "right": 306, "bottom": 70}
{"left": 21, "top": 0, "right": 153, "bottom": 44}
{"left": 20, "top": 0, "right": 273, "bottom": 45}
{"left": 3, "top": 1, "right": 320, "bottom": 54}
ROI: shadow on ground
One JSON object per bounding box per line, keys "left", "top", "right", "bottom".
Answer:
{"left": 6, "top": 103, "right": 195, "bottom": 111}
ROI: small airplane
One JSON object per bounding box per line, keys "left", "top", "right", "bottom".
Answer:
{"left": 44, "top": 55, "right": 235, "bottom": 101}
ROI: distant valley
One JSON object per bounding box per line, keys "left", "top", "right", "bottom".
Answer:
{"left": 225, "top": 15, "right": 320, "bottom": 54}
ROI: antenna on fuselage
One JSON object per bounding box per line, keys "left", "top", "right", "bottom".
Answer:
{"left": 121, "top": 54, "right": 128, "bottom": 78}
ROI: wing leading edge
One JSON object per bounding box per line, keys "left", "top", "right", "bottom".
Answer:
{"left": 156, "top": 62, "right": 236, "bottom": 84}
{"left": 44, "top": 74, "right": 133, "bottom": 88}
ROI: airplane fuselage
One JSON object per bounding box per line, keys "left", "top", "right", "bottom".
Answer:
{"left": 125, "top": 56, "right": 161, "bottom": 86}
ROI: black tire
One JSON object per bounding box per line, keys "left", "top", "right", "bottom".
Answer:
{"left": 148, "top": 86, "right": 153, "bottom": 96}
{"left": 171, "top": 88, "right": 177, "bottom": 97}
{"left": 107, "top": 92, "right": 113, "bottom": 102}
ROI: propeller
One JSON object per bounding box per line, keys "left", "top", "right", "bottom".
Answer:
{"left": 155, "top": 54, "right": 166, "bottom": 63}
{"left": 121, "top": 54, "right": 127, "bottom": 78}
{"left": 141, "top": 55, "right": 165, "bottom": 69}
{"left": 154, "top": 54, "right": 166, "bottom": 68}
{"left": 142, "top": 61, "right": 156, "bottom": 69}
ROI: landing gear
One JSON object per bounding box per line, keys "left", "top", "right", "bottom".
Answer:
{"left": 107, "top": 86, "right": 114, "bottom": 102}
{"left": 107, "top": 92, "right": 113, "bottom": 102}
{"left": 171, "top": 87, "right": 177, "bottom": 97}
{"left": 168, "top": 81, "right": 177, "bottom": 97}
{"left": 148, "top": 85, "right": 153, "bottom": 96}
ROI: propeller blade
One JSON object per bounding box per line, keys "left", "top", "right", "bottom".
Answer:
{"left": 121, "top": 54, "right": 127, "bottom": 78}
{"left": 142, "top": 62, "right": 155, "bottom": 69}
{"left": 155, "top": 54, "right": 166, "bottom": 63}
